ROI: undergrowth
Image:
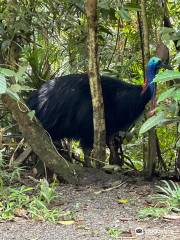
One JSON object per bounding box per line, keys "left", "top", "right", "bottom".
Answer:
{"left": 0, "top": 152, "right": 73, "bottom": 223}
{"left": 0, "top": 178, "right": 66, "bottom": 222}
{"left": 138, "top": 180, "right": 180, "bottom": 219}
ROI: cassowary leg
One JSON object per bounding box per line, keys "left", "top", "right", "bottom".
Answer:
{"left": 62, "top": 139, "right": 73, "bottom": 162}
{"left": 108, "top": 135, "right": 123, "bottom": 166}
{"left": 83, "top": 148, "right": 92, "bottom": 168}
{"left": 54, "top": 140, "right": 72, "bottom": 162}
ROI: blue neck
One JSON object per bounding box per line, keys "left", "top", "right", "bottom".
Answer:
{"left": 146, "top": 67, "right": 156, "bottom": 97}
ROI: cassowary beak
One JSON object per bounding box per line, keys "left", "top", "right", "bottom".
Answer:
{"left": 159, "top": 62, "right": 172, "bottom": 70}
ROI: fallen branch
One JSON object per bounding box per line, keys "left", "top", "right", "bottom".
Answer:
{"left": 12, "top": 144, "right": 32, "bottom": 167}
{"left": 94, "top": 181, "right": 125, "bottom": 194}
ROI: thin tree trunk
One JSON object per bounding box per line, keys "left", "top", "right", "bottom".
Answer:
{"left": 140, "top": 0, "right": 157, "bottom": 179}
{"left": 162, "top": 0, "right": 180, "bottom": 177}
{"left": 140, "top": 0, "right": 150, "bottom": 64}
{"left": 85, "top": 0, "right": 106, "bottom": 168}
{"left": 176, "top": 148, "right": 180, "bottom": 178}
{"left": 137, "top": 9, "right": 145, "bottom": 78}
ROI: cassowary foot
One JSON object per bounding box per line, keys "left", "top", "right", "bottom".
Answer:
{"left": 109, "top": 155, "right": 121, "bottom": 166}
{"left": 83, "top": 149, "right": 92, "bottom": 168}
{"left": 108, "top": 136, "right": 124, "bottom": 166}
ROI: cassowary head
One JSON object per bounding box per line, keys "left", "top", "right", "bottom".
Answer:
{"left": 144, "top": 56, "right": 164, "bottom": 97}
{"left": 147, "top": 56, "right": 163, "bottom": 75}
{"left": 143, "top": 56, "right": 168, "bottom": 114}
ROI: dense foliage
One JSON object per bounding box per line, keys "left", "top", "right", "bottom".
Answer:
{"left": 0, "top": 0, "right": 180, "bottom": 176}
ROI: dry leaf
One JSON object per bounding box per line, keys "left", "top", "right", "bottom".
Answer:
{"left": 163, "top": 214, "right": 180, "bottom": 220}
{"left": 117, "top": 199, "right": 128, "bottom": 204}
{"left": 58, "top": 220, "right": 75, "bottom": 225}
{"left": 14, "top": 208, "right": 28, "bottom": 218}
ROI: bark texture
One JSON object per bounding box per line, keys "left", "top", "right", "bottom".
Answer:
{"left": 1, "top": 95, "right": 82, "bottom": 184}
{"left": 85, "top": 0, "right": 106, "bottom": 167}
{"left": 140, "top": 0, "right": 150, "bottom": 64}
{"left": 162, "top": 0, "right": 180, "bottom": 177}
{"left": 141, "top": 0, "right": 157, "bottom": 179}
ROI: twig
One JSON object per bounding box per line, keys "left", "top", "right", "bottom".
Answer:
{"left": 9, "top": 138, "right": 24, "bottom": 166}
{"left": 107, "top": 18, "right": 121, "bottom": 68}
{"left": 13, "top": 145, "right": 32, "bottom": 166}
{"left": 119, "top": 217, "right": 132, "bottom": 221}
{"left": 94, "top": 181, "right": 125, "bottom": 194}
{"left": 156, "top": 133, "right": 167, "bottom": 171}
{"left": 44, "top": 161, "right": 48, "bottom": 180}
{"left": 28, "top": 176, "right": 40, "bottom": 183}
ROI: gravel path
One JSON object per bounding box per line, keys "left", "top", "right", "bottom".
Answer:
{"left": 0, "top": 181, "right": 179, "bottom": 240}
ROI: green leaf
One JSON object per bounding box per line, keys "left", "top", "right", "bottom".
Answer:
{"left": 157, "top": 87, "right": 176, "bottom": 103}
{"left": 174, "top": 89, "right": 180, "bottom": 101}
{"left": 98, "top": 1, "right": 109, "bottom": 9}
{"left": 15, "top": 66, "right": 27, "bottom": 83}
{"left": 174, "top": 53, "right": 180, "bottom": 64}
{"left": 6, "top": 89, "right": 20, "bottom": 101}
{"left": 177, "top": 139, "right": 180, "bottom": 148}
{"left": 154, "top": 70, "right": 180, "bottom": 83}
{"left": 116, "top": 8, "right": 131, "bottom": 21}
{"left": 177, "top": 40, "right": 180, "bottom": 48}
{"left": 124, "top": 3, "right": 141, "bottom": 11}
{"left": 0, "top": 68, "right": 16, "bottom": 77}
{"left": 178, "top": 124, "right": 180, "bottom": 134}
{"left": 10, "top": 84, "right": 22, "bottom": 93}
{"left": 160, "top": 27, "right": 175, "bottom": 34}
{"left": 161, "top": 33, "right": 171, "bottom": 42}
{"left": 169, "top": 32, "right": 180, "bottom": 41}
{"left": 10, "top": 84, "right": 34, "bottom": 93}
{"left": 28, "top": 110, "right": 35, "bottom": 120}
{"left": 139, "top": 112, "right": 166, "bottom": 134}
{"left": 0, "top": 75, "right": 7, "bottom": 94}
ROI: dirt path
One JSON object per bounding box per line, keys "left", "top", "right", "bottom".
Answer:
{"left": 0, "top": 181, "right": 179, "bottom": 240}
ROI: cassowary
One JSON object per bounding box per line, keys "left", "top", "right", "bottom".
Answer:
{"left": 27, "top": 57, "right": 163, "bottom": 167}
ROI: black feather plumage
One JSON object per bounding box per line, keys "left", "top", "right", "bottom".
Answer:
{"left": 27, "top": 73, "right": 152, "bottom": 149}
{"left": 28, "top": 57, "right": 163, "bottom": 152}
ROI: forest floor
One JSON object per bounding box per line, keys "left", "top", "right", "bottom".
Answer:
{"left": 0, "top": 178, "right": 179, "bottom": 240}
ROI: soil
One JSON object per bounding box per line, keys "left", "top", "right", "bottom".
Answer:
{"left": 0, "top": 179, "right": 179, "bottom": 240}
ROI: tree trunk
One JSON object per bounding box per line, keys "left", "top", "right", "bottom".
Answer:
{"left": 140, "top": 0, "right": 157, "bottom": 179}
{"left": 137, "top": 9, "right": 145, "bottom": 79}
{"left": 140, "top": 0, "right": 149, "bottom": 64}
{"left": 1, "top": 95, "right": 80, "bottom": 184}
{"left": 1, "top": 95, "right": 114, "bottom": 185}
{"left": 162, "top": 1, "right": 180, "bottom": 178}
{"left": 85, "top": 0, "right": 106, "bottom": 168}
{"left": 176, "top": 148, "right": 180, "bottom": 178}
